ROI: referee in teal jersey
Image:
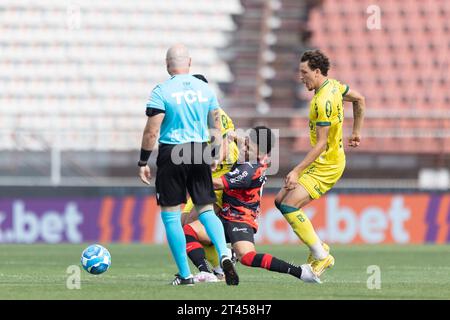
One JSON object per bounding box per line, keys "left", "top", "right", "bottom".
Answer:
{"left": 138, "top": 44, "right": 238, "bottom": 286}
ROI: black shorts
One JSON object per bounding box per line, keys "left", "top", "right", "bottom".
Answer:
{"left": 155, "top": 142, "right": 216, "bottom": 207}
{"left": 219, "top": 216, "right": 255, "bottom": 244}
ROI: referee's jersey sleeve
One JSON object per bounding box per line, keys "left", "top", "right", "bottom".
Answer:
{"left": 146, "top": 85, "right": 165, "bottom": 111}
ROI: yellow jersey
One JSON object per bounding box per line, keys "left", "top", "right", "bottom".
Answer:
{"left": 217, "top": 107, "right": 234, "bottom": 136}
{"left": 308, "top": 78, "right": 349, "bottom": 165}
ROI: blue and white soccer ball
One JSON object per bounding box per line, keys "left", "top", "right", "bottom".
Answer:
{"left": 81, "top": 244, "right": 111, "bottom": 275}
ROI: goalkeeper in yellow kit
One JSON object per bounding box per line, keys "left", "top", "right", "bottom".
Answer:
{"left": 274, "top": 50, "right": 365, "bottom": 280}
{"left": 181, "top": 74, "right": 239, "bottom": 280}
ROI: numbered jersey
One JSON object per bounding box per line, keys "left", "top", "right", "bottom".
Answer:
{"left": 309, "top": 78, "right": 349, "bottom": 165}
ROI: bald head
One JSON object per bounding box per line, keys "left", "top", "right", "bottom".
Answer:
{"left": 166, "top": 44, "right": 191, "bottom": 75}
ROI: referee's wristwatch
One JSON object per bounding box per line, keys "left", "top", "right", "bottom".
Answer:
{"left": 137, "top": 160, "right": 148, "bottom": 167}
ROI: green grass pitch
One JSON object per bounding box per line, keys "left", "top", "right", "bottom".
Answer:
{"left": 0, "top": 244, "right": 449, "bottom": 300}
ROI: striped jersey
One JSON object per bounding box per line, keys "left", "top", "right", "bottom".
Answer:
{"left": 220, "top": 161, "right": 268, "bottom": 231}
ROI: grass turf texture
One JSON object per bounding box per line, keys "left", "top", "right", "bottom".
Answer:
{"left": 0, "top": 244, "right": 449, "bottom": 300}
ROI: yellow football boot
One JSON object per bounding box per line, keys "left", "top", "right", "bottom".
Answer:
{"left": 307, "top": 242, "right": 330, "bottom": 264}
{"left": 311, "top": 254, "right": 335, "bottom": 277}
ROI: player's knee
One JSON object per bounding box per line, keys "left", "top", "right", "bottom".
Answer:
{"left": 239, "top": 251, "right": 257, "bottom": 267}
{"left": 275, "top": 202, "right": 298, "bottom": 215}
{"left": 234, "top": 247, "right": 251, "bottom": 261}
{"left": 274, "top": 197, "right": 289, "bottom": 213}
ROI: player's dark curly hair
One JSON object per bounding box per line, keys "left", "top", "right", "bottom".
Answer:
{"left": 249, "top": 126, "right": 275, "bottom": 155}
{"left": 301, "top": 50, "right": 330, "bottom": 76}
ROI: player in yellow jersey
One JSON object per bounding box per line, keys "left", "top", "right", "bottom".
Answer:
{"left": 274, "top": 50, "right": 365, "bottom": 280}
{"left": 181, "top": 74, "right": 240, "bottom": 281}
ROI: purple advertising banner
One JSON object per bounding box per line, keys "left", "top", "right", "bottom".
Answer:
{"left": 0, "top": 195, "right": 163, "bottom": 244}
{"left": 1, "top": 193, "right": 449, "bottom": 244}
{"left": 0, "top": 198, "right": 101, "bottom": 243}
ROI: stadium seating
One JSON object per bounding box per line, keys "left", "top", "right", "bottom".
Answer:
{"left": 223, "top": 0, "right": 316, "bottom": 111}
{"left": 292, "top": 0, "right": 450, "bottom": 153}
{"left": 307, "top": 0, "right": 449, "bottom": 110}
{"left": 0, "top": 0, "right": 243, "bottom": 150}
{"left": 224, "top": 0, "right": 449, "bottom": 156}
{"left": 0, "top": 0, "right": 448, "bottom": 184}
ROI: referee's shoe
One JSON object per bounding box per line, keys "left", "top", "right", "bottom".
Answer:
{"left": 221, "top": 256, "right": 239, "bottom": 285}
{"left": 172, "top": 274, "right": 194, "bottom": 286}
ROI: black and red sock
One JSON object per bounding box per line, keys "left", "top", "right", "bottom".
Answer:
{"left": 183, "top": 224, "right": 211, "bottom": 273}
{"left": 240, "top": 251, "right": 302, "bottom": 278}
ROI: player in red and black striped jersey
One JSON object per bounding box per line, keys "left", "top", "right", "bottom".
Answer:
{"left": 219, "top": 158, "right": 268, "bottom": 232}
{"left": 183, "top": 126, "right": 320, "bottom": 283}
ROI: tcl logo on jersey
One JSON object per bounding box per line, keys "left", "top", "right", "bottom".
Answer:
{"left": 171, "top": 90, "right": 208, "bottom": 104}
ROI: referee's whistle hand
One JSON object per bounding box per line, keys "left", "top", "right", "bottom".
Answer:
{"left": 139, "top": 165, "right": 151, "bottom": 185}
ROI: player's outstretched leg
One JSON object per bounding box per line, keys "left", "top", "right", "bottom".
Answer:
{"left": 239, "top": 250, "right": 320, "bottom": 283}
{"left": 275, "top": 202, "right": 335, "bottom": 276}
{"left": 274, "top": 187, "right": 334, "bottom": 277}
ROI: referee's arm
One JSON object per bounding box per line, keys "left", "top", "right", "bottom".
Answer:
{"left": 141, "top": 113, "right": 164, "bottom": 151}
{"left": 138, "top": 113, "right": 164, "bottom": 185}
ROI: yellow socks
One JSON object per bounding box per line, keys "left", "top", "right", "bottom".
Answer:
{"left": 204, "top": 243, "right": 220, "bottom": 268}
{"left": 284, "top": 209, "right": 319, "bottom": 246}
{"left": 276, "top": 202, "right": 327, "bottom": 260}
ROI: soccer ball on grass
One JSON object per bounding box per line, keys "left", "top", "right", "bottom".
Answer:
{"left": 81, "top": 244, "right": 111, "bottom": 275}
